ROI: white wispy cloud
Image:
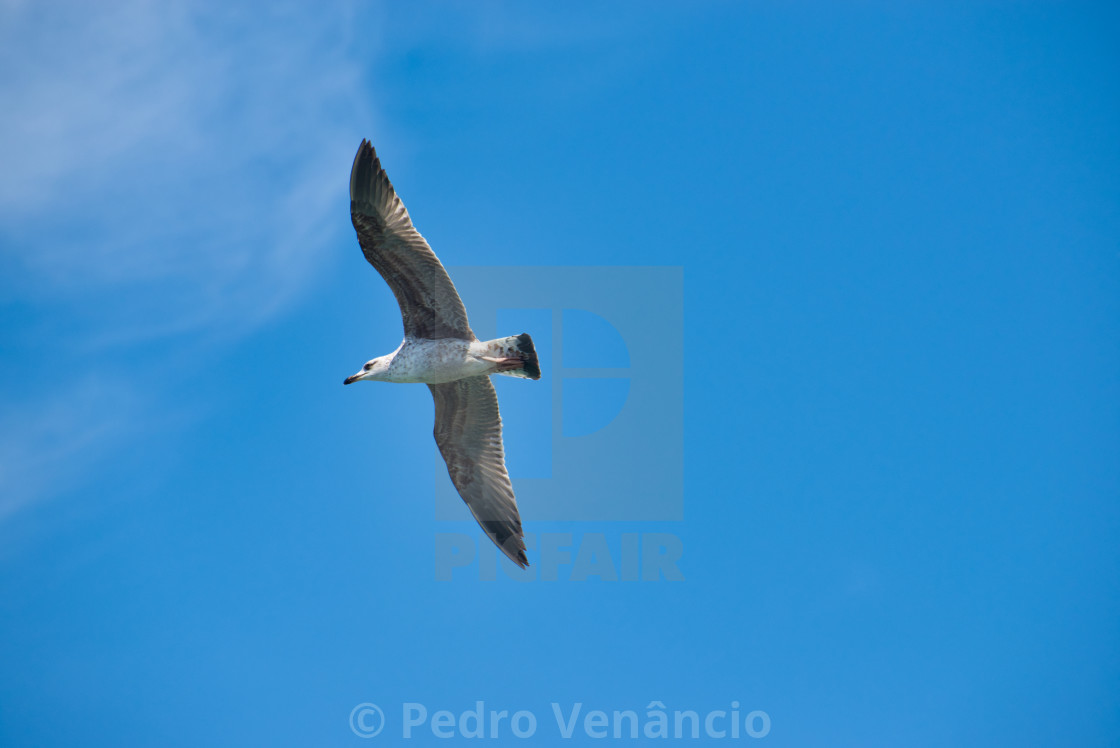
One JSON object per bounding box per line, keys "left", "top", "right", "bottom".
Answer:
{"left": 0, "top": 0, "right": 371, "bottom": 519}
{"left": 0, "top": 0, "right": 369, "bottom": 341}
{"left": 0, "top": 377, "right": 142, "bottom": 523}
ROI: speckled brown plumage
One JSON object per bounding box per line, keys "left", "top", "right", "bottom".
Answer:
{"left": 350, "top": 139, "right": 474, "bottom": 341}
{"left": 429, "top": 376, "right": 528, "bottom": 568}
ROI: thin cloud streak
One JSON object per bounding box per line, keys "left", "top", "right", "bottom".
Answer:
{"left": 0, "top": 378, "right": 142, "bottom": 522}
{"left": 0, "top": 0, "right": 369, "bottom": 342}
{"left": 0, "top": 0, "right": 371, "bottom": 520}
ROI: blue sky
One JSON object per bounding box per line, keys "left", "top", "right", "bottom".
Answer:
{"left": 1, "top": 1, "right": 1118, "bottom": 745}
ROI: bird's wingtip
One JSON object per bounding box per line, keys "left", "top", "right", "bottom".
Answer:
{"left": 350, "top": 139, "right": 379, "bottom": 203}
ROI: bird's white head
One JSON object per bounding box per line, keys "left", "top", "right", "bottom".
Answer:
{"left": 344, "top": 356, "right": 390, "bottom": 385}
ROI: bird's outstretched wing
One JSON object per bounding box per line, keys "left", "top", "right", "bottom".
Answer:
{"left": 429, "top": 376, "right": 528, "bottom": 568}
{"left": 349, "top": 140, "right": 475, "bottom": 341}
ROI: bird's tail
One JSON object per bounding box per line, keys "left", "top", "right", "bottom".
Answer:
{"left": 488, "top": 333, "right": 541, "bottom": 380}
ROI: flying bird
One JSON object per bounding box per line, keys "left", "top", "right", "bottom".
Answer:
{"left": 343, "top": 140, "right": 539, "bottom": 568}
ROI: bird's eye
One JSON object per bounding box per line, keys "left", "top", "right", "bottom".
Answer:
{"left": 364, "top": 362, "right": 374, "bottom": 370}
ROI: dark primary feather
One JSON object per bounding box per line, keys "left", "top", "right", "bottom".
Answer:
{"left": 349, "top": 140, "right": 475, "bottom": 341}
{"left": 429, "top": 376, "right": 529, "bottom": 568}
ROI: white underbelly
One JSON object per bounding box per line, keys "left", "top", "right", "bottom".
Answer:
{"left": 387, "top": 338, "right": 491, "bottom": 384}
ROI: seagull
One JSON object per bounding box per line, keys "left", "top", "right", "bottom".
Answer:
{"left": 343, "top": 140, "right": 539, "bottom": 568}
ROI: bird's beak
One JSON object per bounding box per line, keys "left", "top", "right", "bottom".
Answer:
{"left": 343, "top": 372, "right": 363, "bottom": 385}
